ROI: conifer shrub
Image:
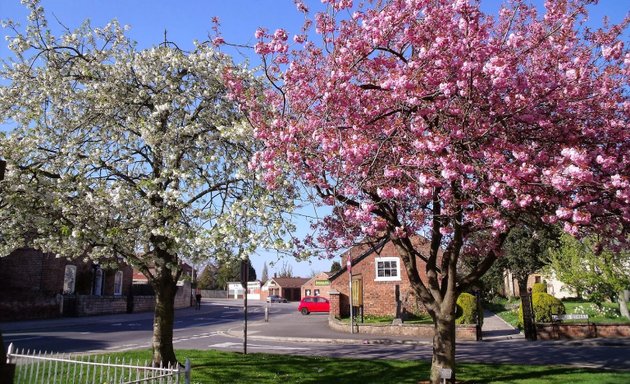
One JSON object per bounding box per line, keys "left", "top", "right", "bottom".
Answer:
{"left": 456, "top": 292, "right": 483, "bottom": 325}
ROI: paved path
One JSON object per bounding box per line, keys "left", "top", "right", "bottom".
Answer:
{"left": 481, "top": 309, "right": 523, "bottom": 341}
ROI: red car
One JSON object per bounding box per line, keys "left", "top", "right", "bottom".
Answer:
{"left": 298, "top": 296, "right": 330, "bottom": 315}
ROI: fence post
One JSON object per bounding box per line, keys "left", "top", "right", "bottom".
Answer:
{"left": 1, "top": 343, "right": 16, "bottom": 384}
{"left": 184, "top": 358, "right": 191, "bottom": 384}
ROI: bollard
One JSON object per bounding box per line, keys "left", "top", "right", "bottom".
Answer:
{"left": 264, "top": 306, "right": 269, "bottom": 322}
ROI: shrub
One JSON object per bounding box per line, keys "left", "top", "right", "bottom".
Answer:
{"left": 456, "top": 293, "right": 483, "bottom": 325}
{"left": 519, "top": 292, "right": 565, "bottom": 325}
{"left": 532, "top": 283, "right": 547, "bottom": 294}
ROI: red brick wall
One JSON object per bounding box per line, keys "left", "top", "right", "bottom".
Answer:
{"left": 0, "top": 248, "right": 134, "bottom": 320}
{"left": 328, "top": 317, "right": 478, "bottom": 341}
{"left": 536, "top": 323, "right": 630, "bottom": 340}
{"left": 331, "top": 239, "right": 431, "bottom": 318}
{"left": 301, "top": 272, "right": 332, "bottom": 298}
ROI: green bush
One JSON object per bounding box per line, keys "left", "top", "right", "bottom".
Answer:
{"left": 519, "top": 292, "right": 565, "bottom": 325}
{"left": 456, "top": 292, "right": 483, "bottom": 325}
{"left": 531, "top": 283, "right": 547, "bottom": 294}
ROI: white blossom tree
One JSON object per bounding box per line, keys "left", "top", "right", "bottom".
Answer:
{"left": 0, "top": 0, "right": 294, "bottom": 365}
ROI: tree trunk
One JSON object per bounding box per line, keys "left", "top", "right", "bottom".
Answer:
{"left": 618, "top": 290, "right": 630, "bottom": 320}
{"left": 151, "top": 267, "right": 178, "bottom": 366}
{"left": 518, "top": 279, "right": 536, "bottom": 341}
{"left": 430, "top": 310, "right": 456, "bottom": 384}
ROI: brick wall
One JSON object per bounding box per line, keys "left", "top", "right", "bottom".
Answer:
{"left": 0, "top": 294, "right": 62, "bottom": 321}
{"left": 330, "top": 239, "right": 431, "bottom": 318}
{"left": 301, "top": 272, "right": 332, "bottom": 298}
{"left": 536, "top": 323, "right": 630, "bottom": 340}
{"left": 328, "top": 317, "right": 478, "bottom": 341}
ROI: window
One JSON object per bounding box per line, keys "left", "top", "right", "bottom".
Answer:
{"left": 93, "top": 267, "right": 103, "bottom": 296}
{"left": 305, "top": 289, "right": 311, "bottom": 296}
{"left": 114, "top": 271, "right": 123, "bottom": 296}
{"left": 314, "top": 289, "right": 320, "bottom": 296}
{"left": 375, "top": 257, "right": 401, "bottom": 281}
{"left": 63, "top": 265, "right": 77, "bottom": 294}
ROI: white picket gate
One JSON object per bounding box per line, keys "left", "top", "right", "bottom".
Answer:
{"left": 6, "top": 343, "right": 191, "bottom": 384}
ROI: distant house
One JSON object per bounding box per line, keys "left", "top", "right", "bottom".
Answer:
{"left": 503, "top": 270, "right": 575, "bottom": 299}
{"left": 301, "top": 272, "right": 333, "bottom": 298}
{"left": 328, "top": 237, "right": 438, "bottom": 318}
{"left": 0, "top": 247, "right": 132, "bottom": 320}
{"left": 262, "top": 277, "right": 310, "bottom": 302}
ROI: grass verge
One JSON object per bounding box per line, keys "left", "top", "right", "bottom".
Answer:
{"left": 102, "top": 349, "right": 630, "bottom": 384}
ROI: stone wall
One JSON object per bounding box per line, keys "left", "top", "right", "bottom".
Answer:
{"left": 536, "top": 323, "right": 630, "bottom": 340}
{"left": 328, "top": 316, "right": 477, "bottom": 341}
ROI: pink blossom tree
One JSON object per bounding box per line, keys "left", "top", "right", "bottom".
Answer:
{"left": 234, "top": 0, "right": 629, "bottom": 382}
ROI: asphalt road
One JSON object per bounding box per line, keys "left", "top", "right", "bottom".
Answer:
{"left": 3, "top": 298, "right": 630, "bottom": 371}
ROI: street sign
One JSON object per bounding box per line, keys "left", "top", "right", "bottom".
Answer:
{"left": 240, "top": 260, "right": 249, "bottom": 289}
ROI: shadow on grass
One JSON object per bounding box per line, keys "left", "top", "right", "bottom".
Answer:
{"left": 108, "top": 350, "right": 630, "bottom": 384}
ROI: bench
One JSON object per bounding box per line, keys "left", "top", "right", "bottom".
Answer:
{"left": 551, "top": 314, "right": 589, "bottom": 322}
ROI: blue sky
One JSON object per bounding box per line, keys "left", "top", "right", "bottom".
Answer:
{"left": 1, "top": 0, "right": 628, "bottom": 278}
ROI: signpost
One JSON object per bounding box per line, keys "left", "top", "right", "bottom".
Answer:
{"left": 240, "top": 259, "right": 249, "bottom": 354}
{"left": 347, "top": 256, "right": 353, "bottom": 334}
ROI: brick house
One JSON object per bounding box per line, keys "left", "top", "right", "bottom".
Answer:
{"left": 0, "top": 247, "right": 133, "bottom": 320}
{"left": 262, "top": 277, "right": 310, "bottom": 302}
{"left": 328, "top": 237, "right": 438, "bottom": 319}
{"left": 301, "top": 272, "right": 333, "bottom": 298}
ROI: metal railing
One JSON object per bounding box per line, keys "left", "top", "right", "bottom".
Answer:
{"left": 6, "top": 343, "right": 190, "bottom": 384}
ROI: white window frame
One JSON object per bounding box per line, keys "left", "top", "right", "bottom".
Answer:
{"left": 63, "top": 265, "right": 77, "bottom": 294}
{"left": 113, "top": 271, "right": 123, "bottom": 296}
{"left": 375, "top": 257, "right": 401, "bottom": 281}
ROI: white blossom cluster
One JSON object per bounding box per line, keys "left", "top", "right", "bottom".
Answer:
{"left": 0, "top": 0, "right": 296, "bottom": 279}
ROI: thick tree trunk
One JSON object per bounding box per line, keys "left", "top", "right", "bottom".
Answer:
{"left": 518, "top": 279, "right": 536, "bottom": 341}
{"left": 151, "top": 267, "right": 178, "bottom": 366}
{"left": 430, "top": 310, "right": 456, "bottom": 384}
{"left": 618, "top": 290, "right": 630, "bottom": 320}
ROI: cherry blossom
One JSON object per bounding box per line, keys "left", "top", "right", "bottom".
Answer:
{"left": 234, "top": 0, "right": 629, "bottom": 382}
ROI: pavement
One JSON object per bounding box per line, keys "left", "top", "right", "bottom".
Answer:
{"left": 226, "top": 305, "right": 523, "bottom": 346}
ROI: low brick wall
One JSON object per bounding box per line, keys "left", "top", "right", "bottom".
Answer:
{"left": 537, "top": 322, "right": 630, "bottom": 340}
{"left": 0, "top": 295, "right": 62, "bottom": 321}
{"left": 328, "top": 316, "right": 478, "bottom": 341}
{"left": 76, "top": 295, "right": 128, "bottom": 316}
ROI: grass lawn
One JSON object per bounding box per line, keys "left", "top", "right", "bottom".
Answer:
{"left": 99, "top": 349, "right": 630, "bottom": 384}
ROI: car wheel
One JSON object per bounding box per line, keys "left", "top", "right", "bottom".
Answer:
{"left": 301, "top": 308, "right": 309, "bottom": 315}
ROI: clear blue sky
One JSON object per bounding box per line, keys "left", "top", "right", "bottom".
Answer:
{"left": 1, "top": 0, "right": 627, "bottom": 278}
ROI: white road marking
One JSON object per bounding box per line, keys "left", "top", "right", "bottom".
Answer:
{"left": 209, "top": 342, "right": 309, "bottom": 351}
{"left": 4, "top": 336, "right": 42, "bottom": 342}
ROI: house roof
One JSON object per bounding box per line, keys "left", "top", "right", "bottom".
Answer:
{"left": 269, "top": 277, "right": 310, "bottom": 288}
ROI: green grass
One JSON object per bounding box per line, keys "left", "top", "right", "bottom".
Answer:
{"left": 338, "top": 314, "right": 434, "bottom": 325}
{"left": 99, "top": 349, "right": 630, "bottom": 384}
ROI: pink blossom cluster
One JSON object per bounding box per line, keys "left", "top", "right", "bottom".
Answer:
{"left": 230, "top": 0, "right": 629, "bottom": 255}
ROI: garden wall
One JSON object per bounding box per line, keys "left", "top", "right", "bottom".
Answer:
{"left": 536, "top": 323, "right": 630, "bottom": 340}
{"left": 328, "top": 316, "right": 478, "bottom": 341}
